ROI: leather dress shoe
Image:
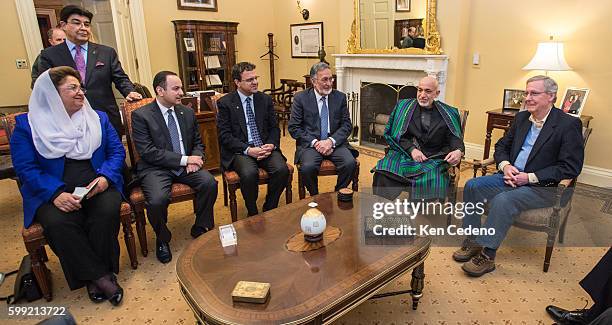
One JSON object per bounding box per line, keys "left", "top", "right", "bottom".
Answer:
{"left": 546, "top": 305, "right": 589, "bottom": 324}
{"left": 156, "top": 241, "right": 172, "bottom": 264}
{"left": 190, "top": 225, "right": 211, "bottom": 239}
{"left": 87, "top": 285, "right": 106, "bottom": 303}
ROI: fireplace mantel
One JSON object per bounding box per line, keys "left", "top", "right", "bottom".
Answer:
{"left": 334, "top": 54, "right": 449, "bottom": 100}
{"left": 334, "top": 54, "right": 449, "bottom": 147}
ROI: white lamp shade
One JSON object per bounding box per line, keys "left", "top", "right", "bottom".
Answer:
{"left": 523, "top": 41, "right": 572, "bottom": 71}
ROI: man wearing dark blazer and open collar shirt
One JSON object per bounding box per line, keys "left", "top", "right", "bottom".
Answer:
{"left": 453, "top": 75, "right": 585, "bottom": 277}
{"left": 216, "top": 62, "right": 289, "bottom": 217}
{"left": 131, "top": 71, "right": 217, "bottom": 264}
{"left": 288, "top": 62, "right": 358, "bottom": 196}
{"left": 35, "top": 5, "right": 142, "bottom": 135}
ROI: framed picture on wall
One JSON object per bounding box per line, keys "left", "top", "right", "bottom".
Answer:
{"left": 560, "top": 87, "right": 590, "bottom": 117}
{"left": 177, "top": 0, "right": 218, "bottom": 12}
{"left": 290, "top": 22, "right": 324, "bottom": 58}
{"left": 396, "top": 0, "right": 411, "bottom": 12}
{"left": 502, "top": 88, "right": 527, "bottom": 110}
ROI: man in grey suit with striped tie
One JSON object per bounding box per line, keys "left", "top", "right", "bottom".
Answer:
{"left": 288, "top": 62, "right": 358, "bottom": 196}
{"left": 131, "top": 71, "right": 217, "bottom": 264}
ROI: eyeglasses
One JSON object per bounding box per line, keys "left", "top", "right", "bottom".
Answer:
{"left": 67, "top": 19, "right": 91, "bottom": 29}
{"left": 62, "top": 84, "right": 87, "bottom": 94}
{"left": 316, "top": 77, "right": 335, "bottom": 84}
{"left": 241, "top": 76, "right": 259, "bottom": 83}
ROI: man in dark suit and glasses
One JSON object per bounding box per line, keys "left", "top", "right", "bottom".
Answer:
{"left": 288, "top": 62, "right": 358, "bottom": 196}
{"left": 216, "top": 62, "right": 289, "bottom": 217}
{"left": 35, "top": 5, "right": 142, "bottom": 135}
{"left": 131, "top": 71, "right": 217, "bottom": 264}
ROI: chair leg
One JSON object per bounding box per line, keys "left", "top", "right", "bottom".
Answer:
{"left": 29, "top": 244, "right": 52, "bottom": 301}
{"left": 135, "top": 208, "right": 148, "bottom": 257}
{"left": 223, "top": 176, "right": 228, "bottom": 207}
{"left": 558, "top": 208, "right": 572, "bottom": 244}
{"left": 40, "top": 246, "right": 49, "bottom": 262}
{"left": 286, "top": 174, "right": 293, "bottom": 204}
{"left": 298, "top": 170, "right": 306, "bottom": 200}
{"left": 543, "top": 230, "right": 557, "bottom": 272}
{"left": 352, "top": 163, "right": 360, "bottom": 192}
{"left": 120, "top": 212, "right": 138, "bottom": 269}
{"left": 229, "top": 184, "right": 238, "bottom": 223}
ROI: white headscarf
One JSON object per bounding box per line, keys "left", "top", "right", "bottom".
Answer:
{"left": 28, "top": 70, "right": 102, "bottom": 160}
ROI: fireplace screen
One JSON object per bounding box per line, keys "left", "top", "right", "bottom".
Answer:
{"left": 359, "top": 82, "right": 417, "bottom": 148}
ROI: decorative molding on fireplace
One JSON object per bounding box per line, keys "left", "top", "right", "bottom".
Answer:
{"left": 334, "top": 54, "right": 449, "bottom": 100}
{"left": 334, "top": 54, "right": 449, "bottom": 147}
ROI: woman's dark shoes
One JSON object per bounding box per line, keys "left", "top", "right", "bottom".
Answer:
{"left": 546, "top": 305, "right": 589, "bottom": 324}
{"left": 86, "top": 283, "right": 106, "bottom": 303}
{"left": 108, "top": 285, "right": 124, "bottom": 306}
{"left": 92, "top": 274, "right": 124, "bottom": 306}
{"left": 107, "top": 274, "right": 124, "bottom": 306}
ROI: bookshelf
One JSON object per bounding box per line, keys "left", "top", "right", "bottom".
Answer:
{"left": 172, "top": 20, "right": 239, "bottom": 93}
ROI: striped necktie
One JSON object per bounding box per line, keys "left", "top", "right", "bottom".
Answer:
{"left": 320, "top": 96, "right": 329, "bottom": 140}
{"left": 167, "top": 109, "right": 183, "bottom": 176}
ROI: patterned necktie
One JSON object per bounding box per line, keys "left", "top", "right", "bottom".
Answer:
{"left": 74, "top": 45, "right": 86, "bottom": 82}
{"left": 245, "top": 97, "right": 263, "bottom": 147}
{"left": 320, "top": 96, "right": 329, "bottom": 140}
{"left": 166, "top": 109, "right": 183, "bottom": 176}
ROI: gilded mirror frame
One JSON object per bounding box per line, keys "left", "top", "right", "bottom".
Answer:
{"left": 347, "top": 0, "right": 442, "bottom": 54}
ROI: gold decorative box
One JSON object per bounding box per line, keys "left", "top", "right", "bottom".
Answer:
{"left": 231, "top": 281, "right": 270, "bottom": 304}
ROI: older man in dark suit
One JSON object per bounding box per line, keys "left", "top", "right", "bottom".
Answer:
{"left": 288, "top": 62, "right": 358, "bottom": 196}
{"left": 216, "top": 62, "right": 288, "bottom": 217}
{"left": 131, "top": 71, "right": 217, "bottom": 264}
{"left": 372, "top": 76, "right": 464, "bottom": 201}
{"left": 453, "top": 75, "right": 585, "bottom": 277}
{"left": 35, "top": 5, "right": 141, "bottom": 135}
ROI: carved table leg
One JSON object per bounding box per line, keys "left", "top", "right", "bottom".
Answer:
{"left": 410, "top": 262, "right": 425, "bottom": 310}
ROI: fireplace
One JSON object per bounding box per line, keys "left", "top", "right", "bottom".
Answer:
{"left": 334, "top": 53, "right": 448, "bottom": 148}
{"left": 359, "top": 82, "right": 417, "bottom": 149}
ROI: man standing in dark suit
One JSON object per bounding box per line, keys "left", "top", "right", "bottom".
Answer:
{"left": 35, "top": 5, "right": 142, "bottom": 135}
{"left": 452, "top": 75, "right": 585, "bottom": 277}
{"left": 216, "top": 62, "right": 289, "bottom": 217}
{"left": 131, "top": 71, "right": 217, "bottom": 264}
{"left": 288, "top": 62, "right": 358, "bottom": 196}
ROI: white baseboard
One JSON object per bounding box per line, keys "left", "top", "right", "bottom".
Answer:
{"left": 579, "top": 165, "right": 612, "bottom": 188}
{"left": 463, "top": 142, "right": 612, "bottom": 188}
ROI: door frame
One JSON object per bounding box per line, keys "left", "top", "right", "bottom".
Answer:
{"left": 15, "top": 0, "right": 152, "bottom": 88}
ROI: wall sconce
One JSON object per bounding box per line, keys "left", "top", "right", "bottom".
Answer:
{"left": 297, "top": 1, "right": 309, "bottom": 20}
{"left": 523, "top": 36, "right": 572, "bottom": 75}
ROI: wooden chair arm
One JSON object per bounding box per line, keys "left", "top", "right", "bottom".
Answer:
{"left": 472, "top": 158, "right": 496, "bottom": 168}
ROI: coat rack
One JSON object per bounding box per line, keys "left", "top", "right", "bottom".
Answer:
{"left": 259, "top": 33, "right": 279, "bottom": 90}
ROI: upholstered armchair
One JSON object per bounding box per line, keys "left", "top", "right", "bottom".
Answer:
{"left": 471, "top": 127, "right": 593, "bottom": 272}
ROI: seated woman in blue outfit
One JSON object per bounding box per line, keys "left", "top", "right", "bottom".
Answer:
{"left": 11, "top": 66, "right": 126, "bottom": 306}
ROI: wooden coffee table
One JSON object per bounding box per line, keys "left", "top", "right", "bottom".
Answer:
{"left": 177, "top": 192, "right": 431, "bottom": 324}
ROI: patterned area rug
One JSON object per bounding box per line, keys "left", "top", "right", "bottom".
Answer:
{"left": 0, "top": 135, "right": 609, "bottom": 324}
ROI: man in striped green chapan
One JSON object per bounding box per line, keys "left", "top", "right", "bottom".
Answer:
{"left": 372, "top": 76, "right": 464, "bottom": 200}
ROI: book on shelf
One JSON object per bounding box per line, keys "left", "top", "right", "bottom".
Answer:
{"left": 204, "top": 55, "right": 222, "bottom": 69}
{"left": 205, "top": 74, "right": 223, "bottom": 86}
